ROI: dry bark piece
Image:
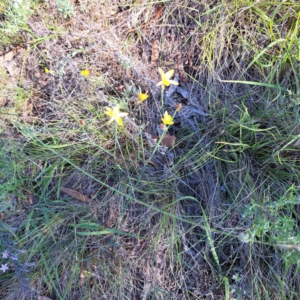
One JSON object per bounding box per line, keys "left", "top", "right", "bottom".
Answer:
{"left": 150, "top": 39, "right": 159, "bottom": 64}
{"left": 60, "top": 187, "right": 91, "bottom": 202}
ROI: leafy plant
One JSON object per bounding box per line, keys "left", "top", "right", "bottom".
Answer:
{"left": 0, "top": 0, "right": 33, "bottom": 44}
{"left": 56, "top": 0, "right": 74, "bottom": 19}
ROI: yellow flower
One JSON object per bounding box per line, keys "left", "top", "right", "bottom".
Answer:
{"left": 104, "top": 104, "right": 128, "bottom": 126}
{"left": 138, "top": 92, "right": 149, "bottom": 103}
{"left": 44, "top": 68, "right": 53, "bottom": 74}
{"left": 161, "top": 111, "right": 174, "bottom": 126}
{"left": 81, "top": 69, "right": 89, "bottom": 76}
{"left": 156, "top": 68, "right": 179, "bottom": 87}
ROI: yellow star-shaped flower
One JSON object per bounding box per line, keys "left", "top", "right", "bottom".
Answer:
{"left": 104, "top": 104, "right": 128, "bottom": 126}
{"left": 44, "top": 68, "right": 53, "bottom": 74}
{"left": 156, "top": 68, "right": 179, "bottom": 87}
{"left": 81, "top": 69, "right": 89, "bottom": 76}
{"left": 138, "top": 92, "right": 149, "bottom": 103}
{"left": 161, "top": 111, "right": 174, "bottom": 126}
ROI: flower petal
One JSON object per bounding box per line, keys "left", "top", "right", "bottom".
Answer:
{"left": 105, "top": 104, "right": 127, "bottom": 126}
{"left": 156, "top": 81, "right": 163, "bottom": 87}
{"left": 138, "top": 93, "right": 149, "bottom": 103}
{"left": 162, "top": 111, "right": 174, "bottom": 125}
{"left": 107, "top": 118, "right": 114, "bottom": 125}
{"left": 113, "top": 104, "right": 120, "bottom": 113}
{"left": 81, "top": 69, "right": 89, "bottom": 76}
{"left": 162, "top": 79, "right": 171, "bottom": 86}
{"left": 116, "top": 117, "right": 123, "bottom": 126}
{"left": 2, "top": 251, "right": 9, "bottom": 259}
{"left": 118, "top": 112, "right": 128, "bottom": 117}
{"left": 44, "top": 68, "right": 53, "bottom": 74}
{"left": 164, "top": 69, "right": 175, "bottom": 80}
{"left": 158, "top": 68, "right": 164, "bottom": 78}
{"left": 168, "top": 80, "right": 179, "bottom": 85}
{"left": 104, "top": 107, "right": 113, "bottom": 116}
{"left": 0, "top": 263, "right": 9, "bottom": 273}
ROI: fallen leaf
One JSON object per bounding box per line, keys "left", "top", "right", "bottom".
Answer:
{"left": 153, "top": 4, "right": 163, "bottom": 20}
{"left": 2, "top": 60, "right": 20, "bottom": 77}
{"left": 162, "top": 134, "right": 176, "bottom": 147}
{"left": 60, "top": 187, "right": 91, "bottom": 202}
{"left": 0, "top": 47, "right": 24, "bottom": 80}
{"left": 152, "top": 134, "right": 176, "bottom": 147}
{"left": 28, "top": 192, "right": 33, "bottom": 205}
{"left": 151, "top": 39, "right": 159, "bottom": 64}
{"left": 0, "top": 46, "right": 24, "bottom": 64}
{"left": 176, "top": 86, "right": 190, "bottom": 99}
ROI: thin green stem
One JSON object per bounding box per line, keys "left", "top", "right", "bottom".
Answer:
{"left": 114, "top": 122, "right": 118, "bottom": 159}
{"left": 145, "top": 127, "right": 168, "bottom": 165}
{"left": 146, "top": 107, "right": 179, "bottom": 164}
{"left": 161, "top": 86, "right": 164, "bottom": 114}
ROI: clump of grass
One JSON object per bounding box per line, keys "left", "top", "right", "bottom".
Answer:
{"left": 0, "top": 0, "right": 33, "bottom": 48}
